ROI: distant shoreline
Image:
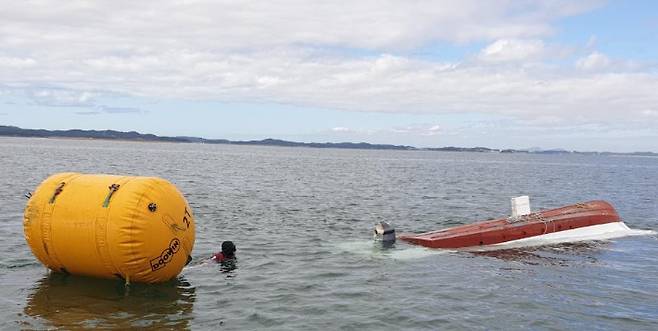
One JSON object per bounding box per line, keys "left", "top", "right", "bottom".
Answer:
{"left": 1, "top": 125, "right": 655, "bottom": 156}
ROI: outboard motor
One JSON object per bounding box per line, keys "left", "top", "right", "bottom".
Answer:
{"left": 374, "top": 222, "right": 396, "bottom": 243}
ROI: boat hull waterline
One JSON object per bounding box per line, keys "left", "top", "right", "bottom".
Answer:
{"left": 399, "top": 200, "right": 625, "bottom": 249}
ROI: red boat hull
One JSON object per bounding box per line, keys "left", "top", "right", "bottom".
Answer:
{"left": 399, "top": 200, "right": 620, "bottom": 249}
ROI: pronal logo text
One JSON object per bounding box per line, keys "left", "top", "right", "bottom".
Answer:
{"left": 150, "top": 238, "right": 181, "bottom": 271}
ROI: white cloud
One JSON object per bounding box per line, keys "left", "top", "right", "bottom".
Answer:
{"left": 27, "top": 89, "right": 95, "bottom": 107}
{"left": 331, "top": 127, "right": 352, "bottom": 133}
{"left": 0, "top": 1, "right": 599, "bottom": 52}
{"left": 576, "top": 51, "right": 611, "bottom": 70}
{"left": 72, "top": 106, "right": 144, "bottom": 115}
{"left": 5, "top": 49, "right": 658, "bottom": 127}
{"left": 426, "top": 125, "right": 441, "bottom": 135}
{"left": 642, "top": 109, "right": 658, "bottom": 117}
{"left": 330, "top": 123, "right": 444, "bottom": 138}
{"left": 95, "top": 106, "right": 143, "bottom": 114}
{"left": 478, "top": 39, "right": 546, "bottom": 62}
{"left": 391, "top": 124, "right": 442, "bottom": 136}
{"left": 0, "top": 56, "right": 36, "bottom": 68}
{"left": 3, "top": 0, "right": 657, "bottom": 136}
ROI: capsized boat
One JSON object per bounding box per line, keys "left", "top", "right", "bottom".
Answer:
{"left": 391, "top": 199, "right": 626, "bottom": 250}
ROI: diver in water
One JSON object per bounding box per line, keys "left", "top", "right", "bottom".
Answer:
{"left": 183, "top": 241, "right": 237, "bottom": 272}
{"left": 211, "top": 241, "right": 236, "bottom": 263}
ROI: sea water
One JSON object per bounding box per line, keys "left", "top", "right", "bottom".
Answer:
{"left": 1, "top": 137, "right": 657, "bottom": 330}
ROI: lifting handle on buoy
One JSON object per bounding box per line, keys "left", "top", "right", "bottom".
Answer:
{"left": 102, "top": 184, "right": 121, "bottom": 208}
{"left": 49, "top": 182, "right": 66, "bottom": 204}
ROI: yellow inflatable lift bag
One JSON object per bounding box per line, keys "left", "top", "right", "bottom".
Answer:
{"left": 23, "top": 173, "right": 195, "bottom": 284}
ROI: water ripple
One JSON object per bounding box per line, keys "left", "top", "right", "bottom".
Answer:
{"left": 1, "top": 138, "right": 657, "bottom": 330}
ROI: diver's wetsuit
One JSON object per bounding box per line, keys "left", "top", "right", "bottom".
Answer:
{"left": 211, "top": 252, "right": 233, "bottom": 263}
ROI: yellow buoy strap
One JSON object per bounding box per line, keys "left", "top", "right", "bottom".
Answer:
{"left": 102, "top": 184, "right": 121, "bottom": 208}
{"left": 48, "top": 182, "right": 66, "bottom": 204}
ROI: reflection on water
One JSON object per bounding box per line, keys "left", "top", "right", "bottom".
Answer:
{"left": 475, "top": 241, "right": 607, "bottom": 266}
{"left": 219, "top": 259, "right": 238, "bottom": 276}
{"left": 23, "top": 273, "right": 195, "bottom": 330}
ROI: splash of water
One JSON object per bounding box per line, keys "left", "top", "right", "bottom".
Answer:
{"left": 336, "top": 240, "right": 452, "bottom": 260}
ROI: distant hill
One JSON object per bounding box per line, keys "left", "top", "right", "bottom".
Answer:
{"left": 0, "top": 125, "right": 187, "bottom": 142}
{"left": 1, "top": 125, "right": 655, "bottom": 156}
{"left": 0, "top": 125, "right": 412, "bottom": 150}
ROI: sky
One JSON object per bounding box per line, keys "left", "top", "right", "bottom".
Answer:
{"left": 1, "top": 0, "right": 657, "bottom": 152}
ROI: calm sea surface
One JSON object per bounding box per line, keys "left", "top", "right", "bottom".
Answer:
{"left": 1, "top": 137, "right": 657, "bottom": 330}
